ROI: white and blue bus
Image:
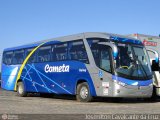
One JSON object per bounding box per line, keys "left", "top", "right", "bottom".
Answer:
{"left": 1, "top": 32, "right": 155, "bottom": 102}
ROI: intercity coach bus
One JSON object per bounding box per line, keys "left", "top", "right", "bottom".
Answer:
{"left": 1, "top": 32, "right": 157, "bottom": 102}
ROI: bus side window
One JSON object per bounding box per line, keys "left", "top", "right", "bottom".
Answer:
{"left": 90, "top": 44, "right": 100, "bottom": 66}
{"left": 100, "top": 48, "right": 111, "bottom": 72}
{"left": 68, "top": 40, "right": 89, "bottom": 64}
{"left": 3, "top": 51, "right": 13, "bottom": 65}
{"left": 90, "top": 44, "right": 111, "bottom": 72}
{"left": 13, "top": 50, "right": 24, "bottom": 64}
{"left": 53, "top": 43, "right": 68, "bottom": 61}
{"left": 37, "top": 46, "right": 51, "bottom": 63}
{"left": 25, "top": 48, "right": 37, "bottom": 63}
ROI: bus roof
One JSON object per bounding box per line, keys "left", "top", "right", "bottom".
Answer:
{"left": 4, "top": 32, "right": 142, "bottom": 51}
{"left": 128, "top": 33, "right": 160, "bottom": 39}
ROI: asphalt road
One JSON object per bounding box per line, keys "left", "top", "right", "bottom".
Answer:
{"left": 1, "top": 88, "right": 160, "bottom": 119}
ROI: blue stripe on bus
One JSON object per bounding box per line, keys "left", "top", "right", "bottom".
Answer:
{"left": 112, "top": 75, "right": 152, "bottom": 86}
{"left": 110, "top": 36, "right": 142, "bottom": 45}
{"left": 4, "top": 40, "right": 61, "bottom": 51}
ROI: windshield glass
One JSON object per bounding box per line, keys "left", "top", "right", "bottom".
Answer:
{"left": 115, "top": 43, "right": 152, "bottom": 80}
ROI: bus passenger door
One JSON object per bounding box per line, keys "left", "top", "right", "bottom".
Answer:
{"left": 88, "top": 44, "right": 113, "bottom": 97}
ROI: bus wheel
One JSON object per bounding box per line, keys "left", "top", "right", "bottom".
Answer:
{"left": 17, "top": 81, "right": 27, "bottom": 97}
{"left": 76, "top": 82, "right": 93, "bottom": 102}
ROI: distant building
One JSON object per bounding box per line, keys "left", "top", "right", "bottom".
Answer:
{"left": 127, "top": 33, "right": 160, "bottom": 59}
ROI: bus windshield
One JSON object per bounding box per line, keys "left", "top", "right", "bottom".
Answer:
{"left": 115, "top": 43, "right": 152, "bottom": 80}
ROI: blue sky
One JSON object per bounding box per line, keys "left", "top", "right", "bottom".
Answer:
{"left": 0, "top": 0, "right": 160, "bottom": 52}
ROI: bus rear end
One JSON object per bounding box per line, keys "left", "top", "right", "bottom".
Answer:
{"left": 1, "top": 50, "right": 22, "bottom": 90}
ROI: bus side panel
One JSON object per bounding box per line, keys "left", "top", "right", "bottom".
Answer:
{"left": 85, "top": 64, "right": 114, "bottom": 97}
{"left": 20, "top": 61, "right": 96, "bottom": 95}
{"left": 1, "top": 64, "right": 20, "bottom": 90}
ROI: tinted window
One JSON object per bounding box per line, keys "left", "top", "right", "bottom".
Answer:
{"left": 68, "top": 40, "right": 89, "bottom": 64}
{"left": 3, "top": 51, "right": 13, "bottom": 65}
{"left": 12, "top": 50, "right": 24, "bottom": 64}
{"left": 37, "top": 46, "right": 51, "bottom": 62}
{"left": 100, "top": 46, "right": 111, "bottom": 72}
{"left": 53, "top": 43, "right": 68, "bottom": 61}
{"left": 26, "top": 48, "right": 37, "bottom": 63}
{"left": 90, "top": 44, "right": 111, "bottom": 72}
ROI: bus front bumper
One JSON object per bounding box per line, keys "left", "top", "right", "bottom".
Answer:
{"left": 112, "top": 82, "right": 153, "bottom": 98}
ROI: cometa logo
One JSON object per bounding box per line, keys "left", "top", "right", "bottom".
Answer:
{"left": 44, "top": 64, "right": 70, "bottom": 73}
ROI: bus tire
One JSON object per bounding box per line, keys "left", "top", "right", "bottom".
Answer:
{"left": 76, "top": 82, "right": 93, "bottom": 102}
{"left": 17, "top": 81, "right": 27, "bottom": 97}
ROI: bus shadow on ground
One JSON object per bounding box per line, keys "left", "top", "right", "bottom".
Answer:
{"left": 27, "top": 93, "right": 160, "bottom": 103}
{"left": 28, "top": 93, "right": 77, "bottom": 101}
{"left": 93, "top": 97, "right": 160, "bottom": 104}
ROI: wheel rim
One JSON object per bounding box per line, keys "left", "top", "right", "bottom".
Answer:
{"left": 18, "top": 85, "right": 23, "bottom": 94}
{"left": 80, "top": 86, "right": 88, "bottom": 99}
